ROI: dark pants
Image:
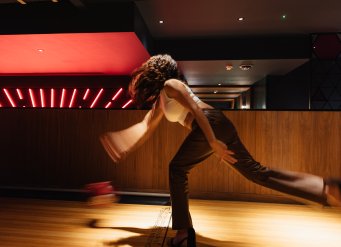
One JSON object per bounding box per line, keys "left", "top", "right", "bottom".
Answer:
{"left": 169, "top": 109, "right": 328, "bottom": 230}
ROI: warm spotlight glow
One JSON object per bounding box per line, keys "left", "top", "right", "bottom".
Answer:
{"left": 111, "top": 88, "right": 123, "bottom": 101}
{"left": 17, "top": 0, "right": 26, "bottom": 4}
{"left": 238, "top": 17, "right": 244, "bottom": 21}
{"left": 3, "top": 89, "right": 16, "bottom": 107}
{"left": 29, "top": 88, "right": 36, "bottom": 107}
{"left": 69, "top": 89, "right": 77, "bottom": 108}
{"left": 60, "top": 88, "right": 66, "bottom": 108}
{"left": 122, "top": 99, "right": 132, "bottom": 109}
{"left": 16, "top": 89, "right": 23, "bottom": 100}
{"left": 105, "top": 102, "right": 112, "bottom": 109}
{"left": 90, "top": 88, "right": 104, "bottom": 108}
{"left": 51, "top": 88, "right": 55, "bottom": 108}
{"left": 40, "top": 89, "right": 45, "bottom": 108}
{"left": 83, "top": 88, "right": 90, "bottom": 100}
{"left": 225, "top": 64, "right": 233, "bottom": 71}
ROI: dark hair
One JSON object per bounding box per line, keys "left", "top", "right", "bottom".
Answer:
{"left": 129, "top": 54, "right": 180, "bottom": 108}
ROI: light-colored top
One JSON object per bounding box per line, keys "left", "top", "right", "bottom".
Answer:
{"left": 159, "top": 82, "right": 202, "bottom": 126}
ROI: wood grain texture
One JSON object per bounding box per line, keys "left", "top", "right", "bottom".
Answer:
{"left": 1, "top": 198, "right": 341, "bottom": 247}
{"left": 0, "top": 109, "right": 339, "bottom": 202}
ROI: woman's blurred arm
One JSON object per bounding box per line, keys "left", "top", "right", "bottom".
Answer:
{"left": 100, "top": 102, "right": 163, "bottom": 163}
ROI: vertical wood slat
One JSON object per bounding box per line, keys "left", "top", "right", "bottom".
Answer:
{"left": 0, "top": 109, "right": 340, "bottom": 201}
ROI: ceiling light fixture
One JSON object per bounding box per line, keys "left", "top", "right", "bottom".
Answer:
{"left": 214, "top": 90, "right": 218, "bottom": 94}
{"left": 225, "top": 64, "right": 233, "bottom": 71}
{"left": 281, "top": 14, "right": 287, "bottom": 20}
{"left": 51, "top": 0, "right": 58, "bottom": 2}
{"left": 17, "top": 0, "right": 26, "bottom": 4}
{"left": 239, "top": 64, "right": 253, "bottom": 71}
{"left": 238, "top": 17, "right": 244, "bottom": 21}
{"left": 218, "top": 83, "right": 222, "bottom": 86}
{"left": 37, "top": 49, "right": 44, "bottom": 53}
{"left": 159, "top": 20, "right": 164, "bottom": 24}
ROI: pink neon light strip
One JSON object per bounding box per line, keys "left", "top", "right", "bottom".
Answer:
{"left": 83, "top": 88, "right": 90, "bottom": 100}
{"left": 90, "top": 88, "right": 103, "bottom": 108}
{"left": 122, "top": 99, "right": 132, "bottom": 109}
{"left": 111, "top": 88, "right": 123, "bottom": 101}
{"left": 104, "top": 101, "right": 112, "bottom": 108}
{"left": 29, "top": 88, "right": 36, "bottom": 107}
{"left": 16, "top": 89, "right": 23, "bottom": 100}
{"left": 0, "top": 102, "right": 2, "bottom": 107}
{"left": 60, "top": 88, "right": 66, "bottom": 108}
{"left": 40, "top": 89, "right": 45, "bottom": 108}
{"left": 69, "top": 89, "right": 77, "bottom": 108}
{"left": 3, "top": 89, "right": 16, "bottom": 107}
{"left": 51, "top": 88, "right": 55, "bottom": 108}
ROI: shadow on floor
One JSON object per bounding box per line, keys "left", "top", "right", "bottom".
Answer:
{"left": 87, "top": 219, "right": 250, "bottom": 247}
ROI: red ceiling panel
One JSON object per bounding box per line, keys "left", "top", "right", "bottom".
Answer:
{"left": 0, "top": 32, "right": 150, "bottom": 75}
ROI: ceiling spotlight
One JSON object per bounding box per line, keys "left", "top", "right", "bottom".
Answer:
{"left": 225, "top": 64, "right": 233, "bottom": 71}
{"left": 281, "top": 14, "right": 287, "bottom": 20}
{"left": 214, "top": 90, "right": 218, "bottom": 94}
{"left": 51, "top": 0, "right": 59, "bottom": 2}
{"left": 238, "top": 17, "right": 244, "bottom": 21}
{"left": 17, "top": 0, "right": 26, "bottom": 4}
{"left": 159, "top": 20, "right": 164, "bottom": 24}
{"left": 239, "top": 64, "right": 253, "bottom": 71}
{"left": 218, "top": 83, "right": 222, "bottom": 86}
{"left": 37, "top": 49, "right": 44, "bottom": 53}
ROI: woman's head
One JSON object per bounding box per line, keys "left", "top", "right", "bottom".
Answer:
{"left": 129, "top": 54, "right": 179, "bottom": 108}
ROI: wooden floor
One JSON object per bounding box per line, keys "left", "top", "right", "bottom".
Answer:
{"left": 1, "top": 197, "right": 341, "bottom": 247}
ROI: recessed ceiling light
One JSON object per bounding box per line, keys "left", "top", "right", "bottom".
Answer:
{"left": 281, "top": 14, "right": 287, "bottom": 20}
{"left": 52, "top": 0, "right": 58, "bottom": 2}
{"left": 218, "top": 83, "right": 222, "bottom": 86}
{"left": 37, "top": 49, "right": 44, "bottom": 53}
{"left": 226, "top": 64, "right": 233, "bottom": 71}
{"left": 159, "top": 20, "right": 164, "bottom": 24}
{"left": 239, "top": 64, "right": 253, "bottom": 71}
{"left": 214, "top": 90, "right": 218, "bottom": 94}
{"left": 238, "top": 17, "right": 244, "bottom": 21}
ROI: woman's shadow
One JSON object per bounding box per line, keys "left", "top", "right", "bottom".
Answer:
{"left": 87, "top": 219, "right": 250, "bottom": 247}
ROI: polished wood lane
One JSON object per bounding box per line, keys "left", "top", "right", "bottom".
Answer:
{"left": 1, "top": 198, "right": 341, "bottom": 247}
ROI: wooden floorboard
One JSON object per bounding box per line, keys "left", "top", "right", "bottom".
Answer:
{"left": 1, "top": 197, "right": 341, "bottom": 247}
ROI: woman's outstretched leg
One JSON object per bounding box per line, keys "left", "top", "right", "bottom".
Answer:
{"left": 205, "top": 109, "right": 332, "bottom": 206}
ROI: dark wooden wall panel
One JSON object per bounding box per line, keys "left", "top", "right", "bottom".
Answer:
{"left": 0, "top": 109, "right": 340, "bottom": 202}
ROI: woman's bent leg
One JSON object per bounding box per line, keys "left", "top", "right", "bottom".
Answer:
{"left": 169, "top": 126, "right": 213, "bottom": 230}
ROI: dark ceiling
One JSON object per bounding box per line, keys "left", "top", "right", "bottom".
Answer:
{"left": 0, "top": 0, "right": 340, "bottom": 92}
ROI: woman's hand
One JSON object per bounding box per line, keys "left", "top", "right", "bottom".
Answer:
{"left": 210, "top": 139, "right": 237, "bottom": 165}
{"left": 100, "top": 131, "right": 129, "bottom": 163}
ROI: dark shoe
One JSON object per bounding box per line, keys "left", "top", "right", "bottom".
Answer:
{"left": 168, "top": 228, "right": 196, "bottom": 247}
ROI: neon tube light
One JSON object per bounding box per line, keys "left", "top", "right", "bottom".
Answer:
{"left": 90, "top": 88, "right": 103, "bottom": 108}
{"left": 104, "top": 102, "right": 112, "bottom": 108}
{"left": 69, "top": 89, "right": 77, "bottom": 108}
{"left": 122, "top": 99, "right": 132, "bottom": 109}
{"left": 51, "top": 88, "right": 55, "bottom": 108}
{"left": 40, "top": 89, "right": 45, "bottom": 108}
{"left": 16, "top": 89, "right": 23, "bottom": 100}
{"left": 3, "top": 89, "right": 16, "bottom": 107}
{"left": 60, "top": 88, "right": 66, "bottom": 108}
{"left": 83, "top": 88, "right": 90, "bottom": 100}
{"left": 29, "top": 88, "right": 36, "bottom": 107}
{"left": 111, "top": 88, "right": 123, "bottom": 101}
